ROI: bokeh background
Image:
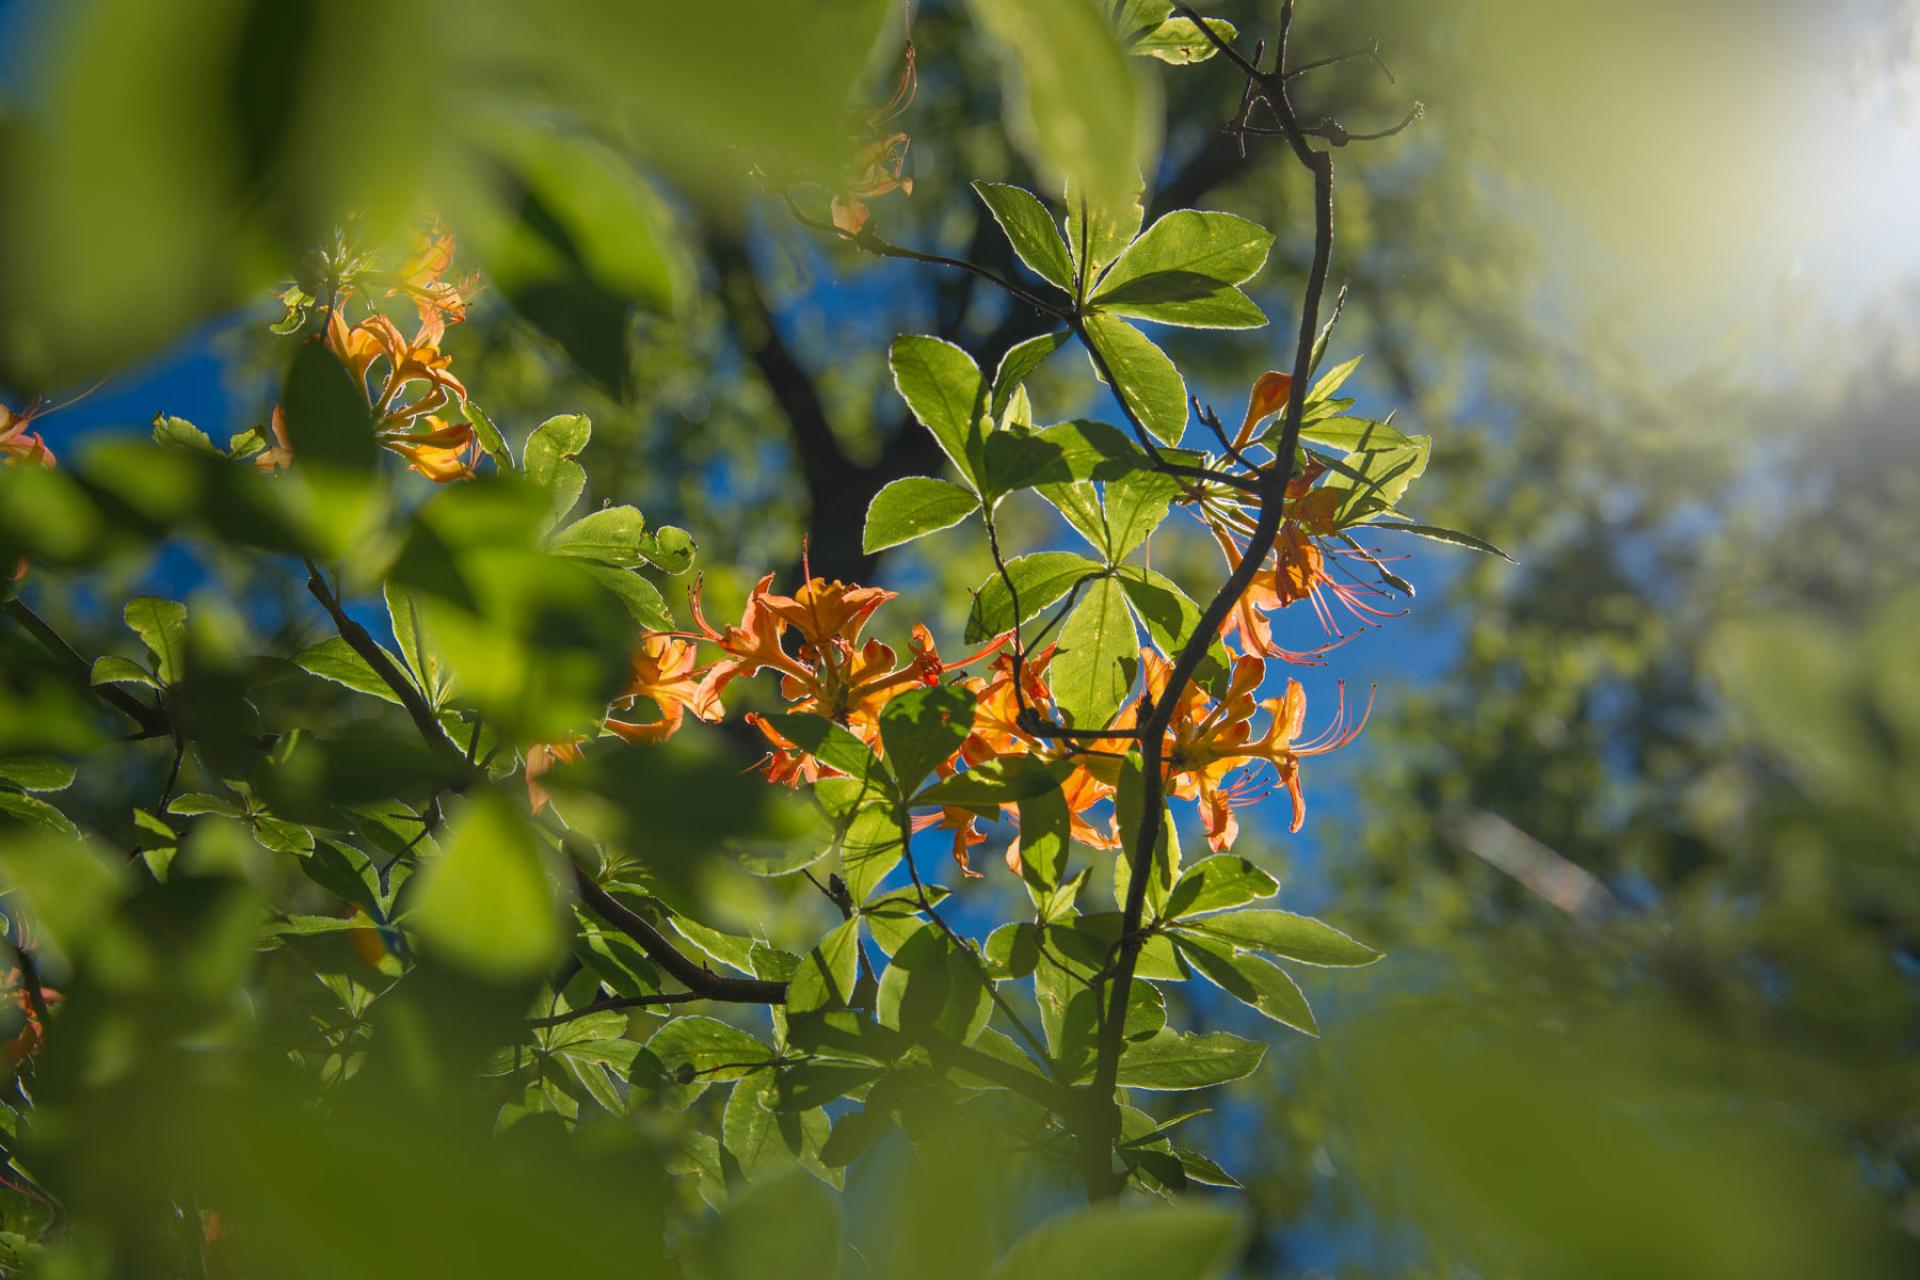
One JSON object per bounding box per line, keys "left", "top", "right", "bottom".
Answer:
{"left": 2, "top": 0, "right": 1917, "bottom": 1274}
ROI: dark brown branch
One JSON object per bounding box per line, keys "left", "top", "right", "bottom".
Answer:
{"left": 1081, "top": 2, "right": 1346, "bottom": 1201}
{"left": 527, "top": 991, "right": 706, "bottom": 1029}
{"left": 570, "top": 866, "right": 788, "bottom": 1005}
{"left": 303, "top": 560, "right": 463, "bottom": 768}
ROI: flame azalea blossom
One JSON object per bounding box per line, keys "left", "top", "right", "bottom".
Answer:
{"left": 381, "top": 414, "right": 482, "bottom": 483}
{"left": 2, "top": 968, "right": 62, "bottom": 1068}
{"left": 832, "top": 39, "right": 917, "bottom": 235}
{"left": 264, "top": 225, "right": 481, "bottom": 483}
{"left": 525, "top": 739, "right": 586, "bottom": 815}
{"left": 1140, "top": 649, "right": 1370, "bottom": 851}
{"left": 604, "top": 635, "right": 718, "bottom": 744}
{"left": 685, "top": 564, "right": 1003, "bottom": 784}
{"left": 960, "top": 649, "right": 1124, "bottom": 876}
{"left": 912, "top": 802, "right": 988, "bottom": 878}
{"left": 387, "top": 222, "right": 475, "bottom": 344}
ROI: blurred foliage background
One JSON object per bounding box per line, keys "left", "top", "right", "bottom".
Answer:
{"left": 1, "top": 0, "right": 1917, "bottom": 1275}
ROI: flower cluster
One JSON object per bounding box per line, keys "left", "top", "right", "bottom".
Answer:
{"left": 1192, "top": 372, "right": 1404, "bottom": 662}
{"left": 830, "top": 39, "right": 917, "bottom": 235}
{"left": 259, "top": 223, "right": 484, "bottom": 482}
{"left": 536, "top": 510, "right": 1375, "bottom": 876}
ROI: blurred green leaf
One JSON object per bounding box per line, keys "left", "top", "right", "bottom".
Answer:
{"left": 410, "top": 792, "right": 565, "bottom": 980}
{"left": 989, "top": 1202, "right": 1238, "bottom": 1280}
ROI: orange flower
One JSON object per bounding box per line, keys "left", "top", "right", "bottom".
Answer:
{"left": 525, "top": 739, "right": 586, "bottom": 814}
{"left": 913, "top": 803, "right": 987, "bottom": 878}
{"left": 831, "top": 39, "right": 916, "bottom": 235}
{"left": 388, "top": 222, "right": 474, "bottom": 345}
{"left": 381, "top": 415, "right": 480, "bottom": 483}
{"left": 604, "top": 635, "right": 718, "bottom": 744}
{"left": 2, "top": 968, "right": 61, "bottom": 1068}
{"left": 253, "top": 405, "right": 295, "bottom": 473}
{"left": 1232, "top": 369, "right": 1293, "bottom": 451}
{"left": 1141, "top": 649, "right": 1368, "bottom": 849}
{"left": 689, "top": 565, "right": 1000, "bottom": 784}
{"left": 0, "top": 402, "right": 56, "bottom": 470}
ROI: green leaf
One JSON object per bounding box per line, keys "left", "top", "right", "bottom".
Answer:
{"left": 123, "top": 596, "right": 187, "bottom": 684}
{"left": 1104, "top": 468, "right": 1181, "bottom": 560}
{"left": 1113, "top": 0, "right": 1174, "bottom": 40}
{"left": 1296, "top": 416, "right": 1414, "bottom": 452}
{"left": 862, "top": 477, "right": 980, "bottom": 553}
{"left": 409, "top": 792, "right": 564, "bottom": 980}
{"left": 522, "top": 413, "right": 591, "bottom": 530}
{"left": 547, "top": 505, "right": 648, "bottom": 568}
{"left": 461, "top": 401, "right": 514, "bottom": 472}
{"left": 723, "top": 1077, "right": 827, "bottom": 1183}
{"left": 1127, "top": 15, "right": 1240, "bottom": 64}
{"left": 992, "top": 329, "right": 1071, "bottom": 419}
{"left": 1177, "top": 935, "right": 1318, "bottom": 1034}
{"left": 875, "top": 924, "right": 991, "bottom": 1045}
{"left": 1097, "top": 209, "right": 1272, "bottom": 292}
{"left": 989, "top": 1203, "right": 1238, "bottom": 1280}
{"left": 1050, "top": 576, "right": 1136, "bottom": 730}
{"left": 638, "top": 525, "right": 697, "bottom": 574}
{"left": 384, "top": 583, "right": 448, "bottom": 708}
{"left": 1065, "top": 173, "right": 1147, "bottom": 283}
{"left": 0, "top": 757, "right": 75, "bottom": 792}
{"left": 911, "top": 755, "right": 1075, "bottom": 808}
{"left": 1112, "top": 755, "right": 1178, "bottom": 916}
{"left": 1084, "top": 314, "right": 1187, "bottom": 446}
{"left": 280, "top": 338, "right": 379, "bottom": 473}
{"left": 0, "top": 790, "right": 78, "bottom": 837}
{"left": 251, "top": 815, "right": 315, "bottom": 857}
{"left": 1372, "top": 521, "right": 1517, "bottom": 562}
{"left": 973, "top": 182, "right": 1075, "bottom": 290}
{"left": 1090, "top": 210, "right": 1271, "bottom": 328}
{"left": 293, "top": 636, "right": 406, "bottom": 706}
{"left": 879, "top": 684, "right": 977, "bottom": 791}
{"left": 685, "top": 1172, "right": 841, "bottom": 1280}
{"left": 970, "top": 0, "right": 1141, "bottom": 214}
{"left": 1180, "top": 908, "right": 1382, "bottom": 966}
{"left": 761, "top": 713, "right": 890, "bottom": 790}
{"left": 1173, "top": 1146, "right": 1241, "bottom": 1188}
{"left": 1035, "top": 479, "right": 1110, "bottom": 556}
{"left": 640, "top": 1016, "right": 775, "bottom": 1110}
{"left": 787, "top": 917, "right": 862, "bottom": 1014}
{"left": 167, "top": 793, "right": 241, "bottom": 817}
{"left": 578, "top": 564, "right": 674, "bottom": 631}
{"left": 1035, "top": 419, "right": 1156, "bottom": 481}
{"left": 1163, "top": 854, "right": 1279, "bottom": 919}
{"left": 150, "top": 414, "right": 220, "bottom": 455}
{"left": 1115, "top": 1028, "right": 1266, "bottom": 1091}
{"left": 890, "top": 335, "right": 989, "bottom": 489}
{"left": 1308, "top": 353, "right": 1363, "bottom": 402}
{"left": 1115, "top": 566, "right": 1230, "bottom": 688}
{"left": 1328, "top": 438, "right": 1432, "bottom": 521}
{"left": 838, "top": 801, "right": 906, "bottom": 904}
{"left": 964, "top": 551, "right": 1106, "bottom": 644}
{"left": 89, "top": 655, "right": 157, "bottom": 689}
{"left": 1015, "top": 778, "right": 1071, "bottom": 898}
{"left": 1097, "top": 281, "right": 1267, "bottom": 330}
